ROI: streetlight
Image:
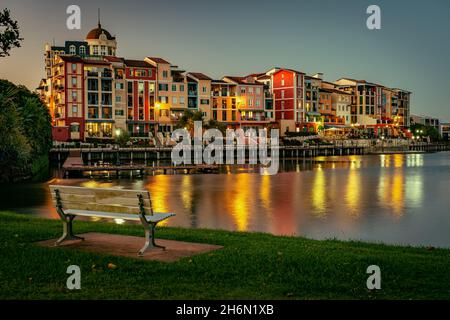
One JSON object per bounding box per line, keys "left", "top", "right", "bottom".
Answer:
{"left": 115, "top": 128, "right": 121, "bottom": 137}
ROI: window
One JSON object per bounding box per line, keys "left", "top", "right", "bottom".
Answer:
{"left": 72, "top": 105, "right": 78, "bottom": 114}
{"left": 115, "top": 109, "right": 125, "bottom": 116}
{"left": 240, "top": 88, "right": 246, "bottom": 94}
{"left": 71, "top": 63, "right": 77, "bottom": 72}
{"left": 79, "top": 46, "right": 86, "bottom": 55}
{"left": 248, "top": 99, "right": 253, "bottom": 107}
{"left": 158, "top": 84, "right": 168, "bottom": 91}
{"left": 102, "top": 107, "right": 112, "bottom": 119}
{"left": 88, "top": 93, "right": 98, "bottom": 105}
{"left": 93, "top": 45, "right": 99, "bottom": 55}
{"left": 172, "top": 84, "right": 177, "bottom": 92}
{"left": 69, "top": 45, "right": 76, "bottom": 55}
{"left": 248, "top": 87, "right": 253, "bottom": 94}
{"left": 202, "top": 86, "right": 207, "bottom": 93}
{"left": 281, "top": 79, "right": 285, "bottom": 86}
{"left": 281, "top": 90, "right": 285, "bottom": 99}
{"left": 179, "top": 84, "right": 184, "bottom": 91}
{"left": 256, "top": 87, "right": 261, "bottom": 95}
{"left": 115, "top": 82, "right": 124, "bottom": 90}
{"left": 71, "top": 77, "right": 77, "bottom": 86}
{"left": 222, "top": 110, "right": 227, "bottom": 121}
{"left": 135, "top": 69, "right": 146, "bottom": 77}
{"left": 102, "top": 93, "right": 112, "bottom": 105}
{"left": 116, "top": 96, "right": 122, "bottom": 102}
{"left": 162, "top": 70, "right": 168, "bottom": 78}
{"left": 255, "top": 99, "right": 260, "bottom": 107}
{"left": 72, "top": 91, "right": 77, "bottom": 101}
{"left": 200, "top": 99, "right": 209, "bottom": 105}
{"left": 100, "top": 45, "right": 107, "bottom": 56}
{"left": 70, "top": 123, "right": 80, "bottom": 132}
{"left": 172, "top": 97, "right": 177, "bottom": 104}
{"left": 180, "top": 97, "right": 185, "bottom": 104}
{"left": 159, "top": 96, "right": 168, "bottom": 103}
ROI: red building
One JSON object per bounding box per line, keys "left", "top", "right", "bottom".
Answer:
{"left": 272, "top": 69, "right": 305, "bottom": 133}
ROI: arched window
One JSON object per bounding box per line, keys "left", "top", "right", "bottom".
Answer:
{"left": 69, "top": 45, "right": 76, "bottom": 55}
{"left": 79, "top": 46, "right": 86, "bottom": 56}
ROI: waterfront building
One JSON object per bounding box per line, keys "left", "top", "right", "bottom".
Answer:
{"left": 186, "top": 73, "right": 213, "bottom": 121}
{"left": 271, "top": 69, "right": 305, "bottom": 133}
{"left": 411, "top": 114, "right": 441, "bottom": 131}
{"left": 38, "top": 20, "right": 413, "bottom": 141}
{"left": 221, "top": 76, "right": 268, "bottom": 130}
{"left": 440, "top": 123, "right": 450, "bottom": 140}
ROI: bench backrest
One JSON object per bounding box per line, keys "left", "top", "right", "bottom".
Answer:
{"left": 49, "top": 185, "right": 153, "bottom": 215}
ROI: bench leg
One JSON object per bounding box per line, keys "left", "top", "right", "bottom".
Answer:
{"left": 55, "top": 216, "right": 85, "bottom": 246}
{"left": 138, "top": 224, "right": 165, "bottom": 256}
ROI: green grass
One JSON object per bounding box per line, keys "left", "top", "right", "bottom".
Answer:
{"left": 1, "top": 211, "right": 450, "bottom": 300}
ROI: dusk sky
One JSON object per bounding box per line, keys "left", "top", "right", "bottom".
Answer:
{"left": 1, "top": 0, "right": 449, "bottom": 121}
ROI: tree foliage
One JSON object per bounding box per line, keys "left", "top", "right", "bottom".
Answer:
{"left": 0, "top": 8, "right": 23, "bottom": 57}
{"left": 175, "top": 109, "right": 204, "bottom": 131}
{"left": 410, "top": 123, "right": 441, "bottom": 142}
{"left": 0, "top": 80, "right": 52, "bottom": 182}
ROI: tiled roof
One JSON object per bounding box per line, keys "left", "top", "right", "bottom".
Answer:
{"left": 124, "top": 59, "right": 153, "bottom": 68}
{"left": 146, "top": 57, "right": 170, "bottom": 64}
{"left": 83, "top": 59, "right": 111, "bottom": 65}
{"left": 60, "top": 56, "right": 84, "bottom": 63}
{"left": 223, "top": 76, "right": 263, "bottom": 86}
{"left": 187, "top": 72, "right": 212, "bottom": 81}
{"left": 104, "top": 56, "right": 124, "bottom": 63}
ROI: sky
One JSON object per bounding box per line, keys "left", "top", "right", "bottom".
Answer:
{"left": 1, "top": 0, "right": 449, "bottom": 121}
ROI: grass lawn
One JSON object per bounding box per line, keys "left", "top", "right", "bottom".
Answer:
{"left": 1, "top": 211, "right": 450, "bottom": 300}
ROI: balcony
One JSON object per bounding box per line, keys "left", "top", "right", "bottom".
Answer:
{"left": 87, "top": 71, "right": 99, "bottom": 77}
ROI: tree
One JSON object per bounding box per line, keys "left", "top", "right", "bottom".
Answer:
{"left": 176, "top": 110, "right": 204, "bottom": 131}
{"left": 114, "top": 130, "right": 130, "bottom": 146}
{"left": 0, "top": 8, "right": 23, "bottom": 57}
{"left": 410, "top": 123, "right": 441, "bottom": 142}
{"left": 0, "top": 80, "right": 52, "bottom": 182}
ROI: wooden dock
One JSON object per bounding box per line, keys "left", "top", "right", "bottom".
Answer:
{"left": 62, "top": 155, "right": 220, "bottom": 178}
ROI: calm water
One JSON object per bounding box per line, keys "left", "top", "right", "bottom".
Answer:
{"left": 1, "top": 152, "right": 450, "bottom": 248}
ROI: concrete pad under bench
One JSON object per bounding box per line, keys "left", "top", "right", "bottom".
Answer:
{"left": 37, "top": 232, "right": 223, "bottom": 262}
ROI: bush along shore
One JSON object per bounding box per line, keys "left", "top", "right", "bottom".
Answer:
{"left": 1, "top": 211, "right": 450, "bottom": 300}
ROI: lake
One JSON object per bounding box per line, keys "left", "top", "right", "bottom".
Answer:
{"left": 1, "top": 152, "right": 450, "bottom": 248}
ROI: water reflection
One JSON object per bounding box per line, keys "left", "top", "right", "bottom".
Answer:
{"left": 312, "top": 165, "right": 327, "bottom": 218}
{"left": 2, "top": 152, "right": 449, "bottom": 247}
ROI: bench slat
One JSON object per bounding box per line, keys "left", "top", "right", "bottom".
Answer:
{"left": 49, "top": 185, "right": 151, "bottom": 199}
{"left": 52, "top": 200, "right": 145, "bottom": 214}
{"left": 64, "top": 209, "right": 175, "bottom": 223}
{"left": 51, "top": 193, "right": 152, "bottom": 208}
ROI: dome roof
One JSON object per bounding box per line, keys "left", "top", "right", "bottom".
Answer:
{"left": 86, "top": 23, "right": 115, "bottom": 40}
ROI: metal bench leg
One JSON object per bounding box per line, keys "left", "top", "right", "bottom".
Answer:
{"left": 55, "top": 215, "right": 85, "bottom": 246}
{"left": 137, "top": 194, "right": 165, "bottom": 256}
{"left": 138, "top": 224, "right": 165, "bottom": 256}
{"left": 54, "top": 189, "right": 84, "bottom": 246}
{"left": 150, "top": 224, "right": 166, "bottom": 251}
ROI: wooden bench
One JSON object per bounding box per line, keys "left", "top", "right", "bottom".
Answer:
{"left": 49, "top": 185, "right": 176, "bottom": 256}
